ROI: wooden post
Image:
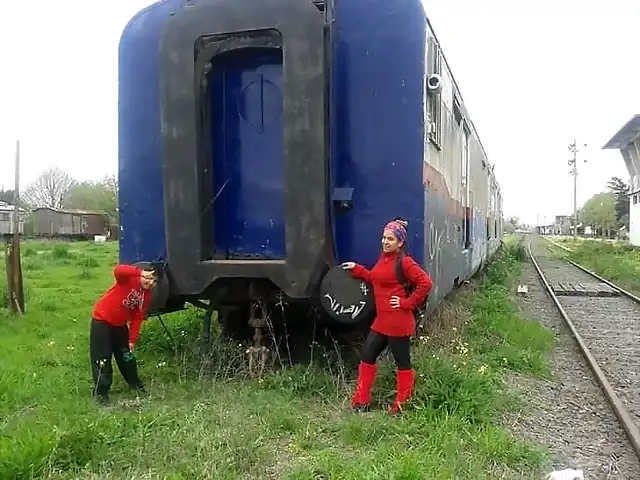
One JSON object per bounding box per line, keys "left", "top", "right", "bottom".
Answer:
{"left": 7, "top": 140, "right": 25, "bottom": 315}
{"left": 4, "top": 240, "right": 10, "bottom": 309}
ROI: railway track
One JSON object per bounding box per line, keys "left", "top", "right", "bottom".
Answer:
{"left": 528, "top": 235, "right": 640, "bottom": 465}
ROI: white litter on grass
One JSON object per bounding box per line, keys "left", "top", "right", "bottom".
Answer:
{"left": 546, "top": 468, "right": 584, "bottom": 480}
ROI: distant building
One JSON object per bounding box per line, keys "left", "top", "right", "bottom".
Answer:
{"left": 603, "top": 114, "right": 640, "bottom": 246}
{"left": 0, "top": 201, "right": 25, "bottom": 236}
{"left": 553, "top": 215, "right": 572, "bottom": 236}
{"left": 32, "top": 206, "right": 108, "bottom": 239}
{"left": 536, "top": 223, "right": 554, "bottom": 235}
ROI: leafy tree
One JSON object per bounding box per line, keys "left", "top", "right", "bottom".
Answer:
{"left": 64, "top": 175, "right": 118, "bottom": 226}
{"left": 22, "top": 167, "right": 76, "bottom": 209}
{"left": 503, "top": 221, "right": 515, "bottom": 234}
{"left": 0, "top": 189, "right": 15, "bottom": 203}
{"left": 607, "top": 176, "right": 629, "bottom": 229}
{"left": 581, "top": 192, "right": 617, "bottom": 238}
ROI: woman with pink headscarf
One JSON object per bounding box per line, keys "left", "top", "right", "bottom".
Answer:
{"left": 341, "top": 217, "right": 433, "bottom": 414}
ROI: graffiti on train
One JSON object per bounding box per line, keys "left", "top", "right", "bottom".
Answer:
{"left": 428, "top": 222, "right": 444, "bottom": 300}
{"left": 323, "top": 294, "right": 367, "bottom": 320}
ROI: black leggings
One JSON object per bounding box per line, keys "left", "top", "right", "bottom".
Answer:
{"left": 361, "top": 330, "right": 412, "bottom": 370}
{"left": 89, "top": 318, "right": 143, "bottom": 396}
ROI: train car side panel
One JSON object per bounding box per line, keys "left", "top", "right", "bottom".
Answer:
{"left": 468, "top": 129, "right": 489, "bottom": 272}
{"left": 487, "top": 172, "right": 501, "bottom": 257}
{"left": 118, "top": 1, "right": 179, "bottom": 264}
{"left": 422, "top": 18, "right": 500, "bottom": 312}
{"left": 332, "top": 0, "right": 427, "bottom": 269}
{"left": 422, "top": 29, "right": 466, "bottom": 309}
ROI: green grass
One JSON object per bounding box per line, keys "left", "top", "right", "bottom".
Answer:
{"left": 0, "top": 239, "right": 555, "bottom": 479}
{"left": 547, "top": 238, "right": 640, "bottom": 295}
{"left": 501, "top": 233, "right": 522, "bottom": 246}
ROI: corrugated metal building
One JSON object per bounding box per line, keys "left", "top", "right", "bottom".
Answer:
{"left": 32, "top": 207, "right": 107, "bottom": 238}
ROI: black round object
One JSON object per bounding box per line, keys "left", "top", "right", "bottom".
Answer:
{"left": 133, "top": 261, "right": 170, "bottom": 315}
{"left": 319, "top": 266, "right": 375, "bottom": 325}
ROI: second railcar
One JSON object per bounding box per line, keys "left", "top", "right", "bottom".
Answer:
{"left": 117, "top": 0, "right": 503, "bottom": 332}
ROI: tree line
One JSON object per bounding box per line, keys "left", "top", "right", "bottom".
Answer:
{"left": 577, "top": 176, "right": 628, "bottom": 238}
{"left": 522, "top": 176, "right": 629, "bottom": 239}
{"left": 499, "top": 176, "right": 629, "bottom": 239}
{"left": 0, "top": 166, "right": 118, "bottom": 233}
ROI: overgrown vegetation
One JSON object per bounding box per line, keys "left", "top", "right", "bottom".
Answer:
{"left": 0, "top": 239, "right": 555, "bottom": 478}
{"left": 550, "top": 238, "right": 640, "bottom": 295}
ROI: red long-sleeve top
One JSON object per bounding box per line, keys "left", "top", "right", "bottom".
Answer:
{"left": 350, "top": 251, "right": 433, "bottom": 337}
{"left": 92, "top": 264, "right": 151, "bottom": 345}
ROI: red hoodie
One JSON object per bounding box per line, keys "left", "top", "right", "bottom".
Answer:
{"left": 350, "top": 251, "right": 433, "bottom": 337}
{"left": 92, "top": 264, "right": 152, "bottom": 345}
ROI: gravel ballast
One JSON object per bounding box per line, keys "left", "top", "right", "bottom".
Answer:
{"left": 504, "top": 239, "right": 640, "bottom": 479}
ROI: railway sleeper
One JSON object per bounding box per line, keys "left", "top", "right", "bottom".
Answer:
{"left": 549, "top": 281, "right": 620, "bottom": 297}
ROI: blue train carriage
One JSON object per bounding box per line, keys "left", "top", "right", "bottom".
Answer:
{"left": 117, "top": 0, "right": 503, "bottom": 340}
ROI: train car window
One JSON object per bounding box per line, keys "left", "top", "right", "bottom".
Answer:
{"left": 453, "top": 97, "right": 463, "bottom": 126}
{"left": 464, "top": 191, "right": 473, "bottom": 250}
{"left": 460, "top": 123, "right": 470, "bottom": 250}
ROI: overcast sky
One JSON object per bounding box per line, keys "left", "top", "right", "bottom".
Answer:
{"left": 1, "top": 0, "right": 637, "bottom": 226}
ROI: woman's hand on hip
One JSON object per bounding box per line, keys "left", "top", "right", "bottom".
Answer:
{"left": 390, "top": 296, "right": 401, "bottom": 309}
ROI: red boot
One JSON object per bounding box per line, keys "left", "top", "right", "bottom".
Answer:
{"left": 389, "top": 368, "right": 415, "bottom": 414}
{"left": 350, "top": 361, "right": 378, "bottom": 411}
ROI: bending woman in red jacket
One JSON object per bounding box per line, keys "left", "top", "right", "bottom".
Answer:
{"left": 341, "top": 218, "right": 433, "bottom": 414}
{"left": 90, "top": 264, "right": 156, "bottom": 405}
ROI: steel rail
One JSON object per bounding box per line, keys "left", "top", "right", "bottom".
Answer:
{"left": 527, "top": 238, "right": 640, "bottom": 463}
{"left": 543, "top": 236, "right": 640, "bottom": 304}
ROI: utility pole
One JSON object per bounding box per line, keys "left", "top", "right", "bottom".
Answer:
{"left": 7, "top": 140, "right": 25, "bottom": 314}
{"left": 568, "top": 139, "right": 587, "bottom": 240}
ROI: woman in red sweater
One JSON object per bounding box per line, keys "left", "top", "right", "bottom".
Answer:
{"left": 90, "top": 264, "right": 156, "bottom": 405}
{"left": 341, "top": 218, "right": 433, "bottom": 414}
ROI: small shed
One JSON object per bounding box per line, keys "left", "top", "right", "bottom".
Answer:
{"left": 0, "top": 201, "right": 25, "bottom": 236}
{"left": 32, "top": 207, "right": 108, "bottom": 238}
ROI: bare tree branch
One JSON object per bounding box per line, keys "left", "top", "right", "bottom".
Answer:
{"left": 22, "top": 167, "right": 76, "bottom": 209}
